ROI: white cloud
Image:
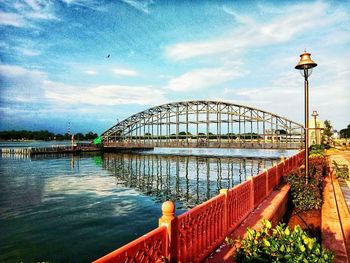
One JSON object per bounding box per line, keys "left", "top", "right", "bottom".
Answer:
{"left": 0, "top": 12, "right": 25, "bottom": 27}
{"left": 0, "top": 64, "right": 45, "bottom": 79}
{"left": 84, "top": 70, "right": 98, "bottom": 75}
{"left": 19, "top": 48, "right": 41, "bottom": 56}
{"left": 166, "top": 1, "right": 346, "bottom": 61}
{"left": 166, "top": 66, "right": 248, "bottom": 92}
{"left": 218, "top": 51, "right": 350, "bottom": 130}
{"left": 121, "top": 0, "right": 154, "bottom": 14}
{"left": 24, "top": 0, "right": 41, "bottom": 11}
{"left": 0, "top": 64, "right": 165, "bottom": 107}
{"left": 0, "top": 0, "right": 58, "bottom": 28}
{"left": 0, "top": 64, "right": 47, "bottom": 103}
{"left": 112, "top": 68, "right": 139, "bottom": 77}
{"left": 61, "top": 0, "right": 107, "bottom": 11}
{"left": 44, "top": 82, "right": 166, "bottom": 106}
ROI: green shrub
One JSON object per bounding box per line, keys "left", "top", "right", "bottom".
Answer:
{"left": 228, "top": 219, "right": 333, "bottom": 263}
{"left": 287, "top": 172, "right": 322, "bottom": 211}
{"left": 334, "top": 163, "right": 349, "bottom": 179}
{"left": 286, "top": 156, "right": 327, "bottom": 212}
{"left": 335, "top": 169, "right": 349, "bottom": 179}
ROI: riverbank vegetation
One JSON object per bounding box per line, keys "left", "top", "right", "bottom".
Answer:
{"left": 0, "top": 130, "right": 98, "bottom": 141}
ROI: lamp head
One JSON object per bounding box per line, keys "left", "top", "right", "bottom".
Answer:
{"left": 295, "top": 51, "right": 317, "bottom": 78}
{"left": 312, "top": 110, "right": 318, "bottom": 117}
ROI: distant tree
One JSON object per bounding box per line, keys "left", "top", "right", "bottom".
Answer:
{"left": 0, "top": 130, "right": 98, "bottom": 141}
{"left": 178, "top": 131, "right": 192, "bottom": 136}
{"left": 63, "top": 133, "right": 71, "bottom": 140}
{"left": 85, "top": 131, "right": 98, "bottom": 140}
{"left": 74, "top": 133, "right": 84, "bottom": 140}
{"left": 340, "top": 124, "right": 350, "bottom": 138}
{"left": 324, "top": 120, "right": 333, "bottom": 137}
{"left": 275, "top": 129, "right": 287, "bottom": 134}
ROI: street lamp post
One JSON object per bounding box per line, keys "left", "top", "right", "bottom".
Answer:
{"left": 295, "top": 51, "right": 317, "bottom": 184}
{"left": 312, "top": 110, "right": 319, "bottom": 145}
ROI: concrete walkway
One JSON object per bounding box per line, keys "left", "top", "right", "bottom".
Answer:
{"left": 329, "top": 150, "right": 350, "bottom": 212}
{"left": 323, "top": 149, "right": 350, "bottom": 262}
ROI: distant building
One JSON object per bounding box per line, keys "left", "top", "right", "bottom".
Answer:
{"left": 331, "top": 130, "right": 340, "bottom": 139}
{"left": 309, "top": 117, "right": 324, "bottom": 145}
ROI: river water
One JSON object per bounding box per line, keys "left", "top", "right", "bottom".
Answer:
{"left": 0, "top": 142, "right": 296, "bottom": 262}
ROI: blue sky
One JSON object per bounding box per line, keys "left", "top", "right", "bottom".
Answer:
{"left": 0, "top": 0, "right": 349, "bottom": 134}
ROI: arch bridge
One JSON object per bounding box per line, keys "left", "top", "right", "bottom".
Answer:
{"left": 101, "top": 100, "right": 304, "bottom": 149}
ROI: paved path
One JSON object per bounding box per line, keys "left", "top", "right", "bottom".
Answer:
{"left": 324, "top": 149, "right": 350, "bottom": 262}
{"left": 329, "top": 150, "right": 350, "bottom": 212}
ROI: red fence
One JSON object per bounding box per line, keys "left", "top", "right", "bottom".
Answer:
{"left": 94, "top": 226, "right": 168, "bottom": 263}
{"left": 175, "top": 194, "right": 226, "bottom": 262}
{"left": 94, "top": 150, "right": 305, "bottom": 263}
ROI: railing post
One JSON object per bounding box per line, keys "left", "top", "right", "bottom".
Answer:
{"left": 159, "top": 201, "right": 176, "bottom": 262}
{"left": 265, "top": 168, "right": 269, "bottom": 195}
{"left": 220, "top": 189, "right": 228, "bottom": 235}
{"left": 247, "top": 176, "right": 254, "bottom": 211}
{"left": 279, "top": 157, "right": 285, "bottom": 184}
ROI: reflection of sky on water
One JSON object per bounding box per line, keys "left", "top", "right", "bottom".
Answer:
{"left": 0, "top": 147, "right": 290, "bottom": 262}
{"left": 0, "top": 154, "right": 161, "bottom": 262}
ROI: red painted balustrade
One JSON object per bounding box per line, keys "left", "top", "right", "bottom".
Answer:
{"left": 253, "top": 171, "right": 267, "bottom": 208}
{"left": 225, "top": 180, "right": 252, "bottom": 234}
{"left": 276, "top": 162, "right": 284, "bottom": 184}
{"left": 267, "top": 167, "right": 277, "bottom": 194}
{"left": 175, "top": 194, "right": 226, "bottom": 262}
{"left": 94, "top": 150, "right": 305, "bottom": 263}
{"left": 93, "top": 226, "right": 168, "bottom": 263}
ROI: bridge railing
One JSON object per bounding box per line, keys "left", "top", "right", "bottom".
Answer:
{"left": 104, "top": 140, "right": 304, "bottom": 149}
{"left": 94, "top": 150, "right": 305, "bottom": 263}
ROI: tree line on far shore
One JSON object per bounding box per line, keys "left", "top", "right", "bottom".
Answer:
{"left": 0, "top": 130, "right": 98, "bottom": 141}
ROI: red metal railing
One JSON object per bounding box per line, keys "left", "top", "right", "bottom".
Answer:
{"left": 93, "top": 226, "right": 168, "bottom": 263}
{"left": 94, "top": 150, "right": 305, "bottom": 263}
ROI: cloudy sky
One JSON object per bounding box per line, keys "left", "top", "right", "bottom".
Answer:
{"left": 0, "top": 0, "right": 349, "bottom": 134}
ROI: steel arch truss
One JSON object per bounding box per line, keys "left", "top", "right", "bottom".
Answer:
{"left": 101, "top": 100, "right": 304, "bottom": 149}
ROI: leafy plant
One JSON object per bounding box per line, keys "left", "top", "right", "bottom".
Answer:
{"left": 286, "top": 156, "right": 327, "bottom": 211}
{"left": 228, "top": 219, "right": 333, "bottom": 263}
{"left": 287, "top": 172, "right": 322, "bottom": 211}
{"left": 333, "top": 161, "right": 349, "bottom": 179}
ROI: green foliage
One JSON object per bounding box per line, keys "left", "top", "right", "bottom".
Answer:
{"left": 339, "top": 124, "right": 350, "bottom": 138}
{"left": 287, "top": 156, "right": 327, "bottom": 212}
{"left": 335, "top": 168, "right": 349, "bottom": 179}
{"left": 323, "top": 120, "right": 333, "bottom": 138}
{"left": 333, "top": 161, "right": 349, "bottom": 179}
{"left": 0, "top": 130, "right": 98, "bottom": 141}
{"left": 287, "top": 173, "right": 322, "bottom": 211}
{"left": 228, "top": 219, "right": 333, "bottom": 263}
{"left": 309, "top": 145, "right": 326, "bottom": 158}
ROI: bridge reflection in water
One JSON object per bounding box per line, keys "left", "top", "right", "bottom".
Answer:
{"left": 103, "top": 153, "right": 277, "bottom": 209}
